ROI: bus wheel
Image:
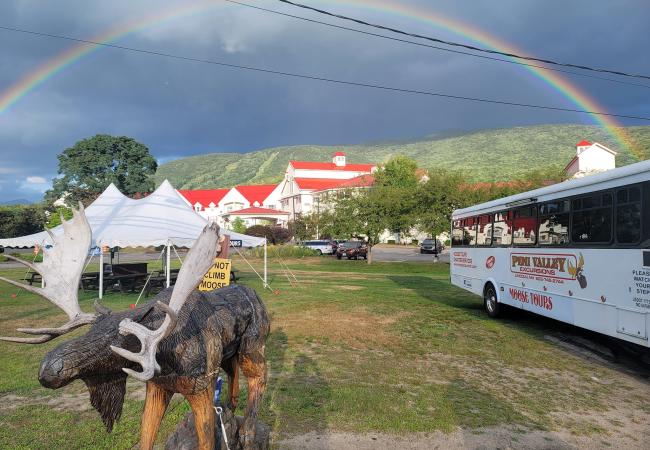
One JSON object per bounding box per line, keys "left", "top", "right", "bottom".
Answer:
{"left": 484, "top": 283, "right": 500, "bottom": 318}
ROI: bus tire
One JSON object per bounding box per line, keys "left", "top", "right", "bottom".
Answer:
{"left": 484, "top": 283, "right": 500, "bottom": 318}
{"left": 317, "top": 250, "right": 323, "bottom": 255}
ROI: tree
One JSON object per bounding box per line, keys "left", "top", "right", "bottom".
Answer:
{"left": 417, "top": 168, "right": 468, "bottom": 240}
{"left": 374, "top": 155, "right": 419, "bottom": 189}
{"left": 373, "top": 155, "right": 420, "bottom": 241}
{"left": 231, "top": 217, "right": 247, "bottom": 234}
{"left": 46, "top": 135, "right": 157, "bottom": 206}
{"left": 45, "top": 206, "right": 73, "bottom": 229}
{"left": 0, "top": 205, "right": 47, "bottom": 238}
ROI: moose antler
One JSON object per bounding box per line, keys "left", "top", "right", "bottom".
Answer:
{"left": 0, "top": 203, "right": 96, "bottom": 343}
{"left": 110, "top": 223, "right": 221, "bottom": 382}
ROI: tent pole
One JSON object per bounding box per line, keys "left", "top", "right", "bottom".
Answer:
{"left": 166, "top": 242, "right": 171, "bottom": 288}
{"left": 99, "top": 249, "right": 104, "bottom": 300}
{"left": 264, "top": 239, "right": 268, "bottom": 288}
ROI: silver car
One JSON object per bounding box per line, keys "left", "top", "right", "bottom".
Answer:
{"left": 301, "top": 240, "right": 333, "bottom": 255}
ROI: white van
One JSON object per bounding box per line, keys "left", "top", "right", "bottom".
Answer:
{"left": 301, "top": 240, "right": 333, "bottom": 255}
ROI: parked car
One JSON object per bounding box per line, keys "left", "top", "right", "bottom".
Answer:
{"left": 336, "top": 241, "right": 368, "bottom": 260}
{"left": 301, "top": 240, "right": 334, "bottom": 255}
{"left": 331, "top": 240, "right": 346, "bottom": 254}
{"left": 419, "top": 239, "right": 443, "bottom": 254}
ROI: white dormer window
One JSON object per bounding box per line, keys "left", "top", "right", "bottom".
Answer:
{"left": 253, "top": 201, "right": 260, "bottom": 207}
{"left": 208, "top": 202, "right": 216, "bottom": 208}
{"left": 194, "top": 202, "right": 202, "bottom": 212}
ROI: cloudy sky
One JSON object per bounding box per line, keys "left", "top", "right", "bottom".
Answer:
{"left": 0, "top": 0, "right": 648, "bottom": 201}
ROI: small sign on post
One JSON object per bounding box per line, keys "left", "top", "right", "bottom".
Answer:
{"left": 199, "top": 258, "right": 232, "bottom": 292}
{"left": 230, "top": 239, "right": 243, "bottom": 248}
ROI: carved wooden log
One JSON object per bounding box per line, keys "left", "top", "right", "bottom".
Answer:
{"left": 165, "top": 407, "right": 270, "bottom": 450}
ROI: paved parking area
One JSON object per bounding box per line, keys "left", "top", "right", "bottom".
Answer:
{"left": 370, "top": 245, "right": 450, "bottom": 263}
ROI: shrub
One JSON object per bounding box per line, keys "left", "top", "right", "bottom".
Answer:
{"left": 245, "top": 244, "right": 319, "bottom": 258}
{"left": 387, "top": 239, "right": 396, "bottom": 244}
{"left": 271, "top": 227, "right": 292, "bottom": 244}
{"left": 245, "top": 225, "right": 273, "bottom": 242}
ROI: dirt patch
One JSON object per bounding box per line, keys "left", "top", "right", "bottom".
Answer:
{"left": 277, "top": 424, "right": 649, "bottom": 449}
{"left": 337, "top": 285, "right": 363, "bottom": 291}
{"left": 273, "top": 306, "right": 411, "bottom": 349}
{"left": 0, "top": 392, "right": 91, "bottom": 412}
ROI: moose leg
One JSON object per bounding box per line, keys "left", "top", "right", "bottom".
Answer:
{"left": 140, "top": 382, "right": 172, "bottom": 450}
{"left": 223, "top": 357, "right": 240, "bottom": 410}
{"left": 239, "top": 354, "right": 267, "bottom": 449}
{"left": 186, "top": 388, "right": 216, "bottom": 450}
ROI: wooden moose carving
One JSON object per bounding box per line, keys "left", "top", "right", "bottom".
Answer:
{"left": 0, "top": 205, "right": 270, "bottom": 450}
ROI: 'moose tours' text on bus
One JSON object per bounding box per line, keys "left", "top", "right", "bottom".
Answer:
{"left": 451, "top": 160, "right": 650, "bottom": 348}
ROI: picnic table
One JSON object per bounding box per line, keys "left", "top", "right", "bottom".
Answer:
{"left": 23, "top": 265, "right": 239, "bottom": 296}
{"left": 22, "top": 271, "right": 42, "bottom": 286}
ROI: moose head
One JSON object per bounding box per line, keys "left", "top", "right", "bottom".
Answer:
{"left": 0, "top": 205, "right": 222, "bottom": 431}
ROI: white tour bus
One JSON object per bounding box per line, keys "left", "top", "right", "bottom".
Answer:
{"left": 451, "top": 159, "right": 650, "bottom": 348}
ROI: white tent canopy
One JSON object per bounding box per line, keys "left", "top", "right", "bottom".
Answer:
{"left": 0, "top": 180, "right": 266, "bottom": 248}
{"left": 0, "top": 180, "right": 268, "bottom": 297}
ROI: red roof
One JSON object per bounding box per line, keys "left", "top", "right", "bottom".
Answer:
{"left": 289, "top": 160, "right": 375, "bottom": 172}
{"left": 576, "top": 140, "right": 592, "bottom": 147}
{"left": 294, "top": 178, "right": 349, "bottom": 190}
{"left": 235, "top": 184, "right": 277, "bottom": 205}
{"left": 227, "top": 207, "right": 288, "bottom": 215}
{"left": 178, "top": 189, "right": 229, "bottom": 208}
{"left": 337, "top": 174, "right": 375, "bottom": 188}
{"left": 310, "top": 174, "right": 375, "bottom": 193}
{"left": 333, "top": 151, "right": 346, "bottom": 156}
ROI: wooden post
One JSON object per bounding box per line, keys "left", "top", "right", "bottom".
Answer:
{"left": 166, "top": 242, "right": 171, "bottom": 288}
{"left": 99, "top": 248, "right": 104, "bottom": 299}
{"left": 219, "top": 235, "right": 230, "bottom": 259}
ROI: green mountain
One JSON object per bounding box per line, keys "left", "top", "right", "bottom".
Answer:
{"left": 155, "top": 124, "right": 650, "bottom": 188}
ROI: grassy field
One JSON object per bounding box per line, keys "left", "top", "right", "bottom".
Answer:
{"left": 0, "top": 257, "right": 648, "bottom": 449}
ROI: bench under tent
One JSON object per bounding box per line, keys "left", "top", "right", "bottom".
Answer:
{"left": 0, "top": 180, "right": 268, "bottom": 298}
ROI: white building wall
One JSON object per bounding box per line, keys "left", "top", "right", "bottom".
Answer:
{"left": 263, "top": 183, "right": 284, "bottom": 210}
{"left": 578, "top": 145, "right": 616, "bottom": 173}
{"left": 219, "top": 188, "right": 250, "bottom": 212}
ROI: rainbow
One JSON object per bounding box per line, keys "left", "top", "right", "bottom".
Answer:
{"left": 0, "top": 0, "right": 639, "bottom": 155}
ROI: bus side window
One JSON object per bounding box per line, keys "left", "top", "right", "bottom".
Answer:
{"left": 616, "top": 186, "right": 641, "bottom": 244}
{"left": 538, "top": 200, "right": 570, "bottom": 245}
{"left": 571, "top": 192, "right": 613, "bottom": 244}
{"left": 476, "top": 214, "right": 493, "bottom": 246}
{"left": 462, "top": 217, "right": 477, "bottom": 246}
{"left": 451, "top": 220, "right": 465, "bottom": 246}
{"left": 492, "top": 211, "right": 512, "bottom": 246}
{"left": 513, "top": 206, "right": 537, "bottom": 245}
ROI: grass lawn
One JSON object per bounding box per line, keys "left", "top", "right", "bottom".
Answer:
{"left": 0, "top": 256, "right": 648, "bottom": 449}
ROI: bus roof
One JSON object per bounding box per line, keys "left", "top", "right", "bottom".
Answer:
{"left": 453, "top": 159, "right": 650, "bottom": 219}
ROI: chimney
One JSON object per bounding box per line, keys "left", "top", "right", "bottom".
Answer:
{"left": 333, "top": 151, "right": 346, "bottom": 167}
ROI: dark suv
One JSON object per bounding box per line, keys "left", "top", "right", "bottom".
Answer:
{"left": 335, "top": 241, "right": 367, "bottom": 260}
{"left": 419, "top": 239, "right": 443, "bottom": 254}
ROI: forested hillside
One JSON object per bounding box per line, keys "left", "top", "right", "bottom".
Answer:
{"left": 155, "top": 124, "right": 650, "bottom": 188}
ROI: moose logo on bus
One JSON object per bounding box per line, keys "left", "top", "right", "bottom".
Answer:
{"left": 567, "top": 253, "right": 587, "bottom": 288}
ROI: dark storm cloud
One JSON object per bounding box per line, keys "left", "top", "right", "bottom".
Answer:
{"left": 0, "top": 0, "right": 648, "bottom": 202}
